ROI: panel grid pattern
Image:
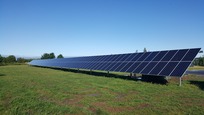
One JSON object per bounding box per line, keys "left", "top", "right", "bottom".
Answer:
{"left": 29, "top": 48, "right": 201, "bottom": 77}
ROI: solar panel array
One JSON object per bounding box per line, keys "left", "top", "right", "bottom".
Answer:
{"left": 29, "top": 48, "right": 201, "bottom": 77}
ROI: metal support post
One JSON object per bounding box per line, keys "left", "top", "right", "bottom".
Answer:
{"left": 134, "top": 73, "right": 136, "bottom": 77}
{"left": 179, "top": 77, "right": 182, "bottom": 86}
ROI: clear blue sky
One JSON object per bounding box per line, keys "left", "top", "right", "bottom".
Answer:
{"left": 0, "top": 0, "right": 203, "bottom": 57}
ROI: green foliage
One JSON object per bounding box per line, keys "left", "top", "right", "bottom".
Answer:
{"left": 194, "top": 57, "right": 204, "bottom": 66}
{"left": 0, "top": 65, "right": 204, "bottom": 114}
{"left": 6, "top": 55, "right": 16, "bottom": 63}
{"left": 0, "top": 55, "right": 3, "bottom": 63}
{"left": 0, "top": 54, "right": 32, "bottom": 66}
{"left": 17, "top": 58, "right": 27, "bottom": 63}
{"left": 41, "top": 53, "right": 55, "bottom": 59}
{"left": 57, "top": 54, "right": 64, "bottom": 58}
{"left": 50, "top": 53, "right": 55, "bottom": 59}
{"left": 41, "top": 53, "right": 50, "bottom": 59}
{"left": 198, "top": 58, "right": 204, "bottom": 66}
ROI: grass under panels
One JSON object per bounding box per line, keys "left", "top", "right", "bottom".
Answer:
{"left": 0, "top": 65, "right": 204, "bottom": 114}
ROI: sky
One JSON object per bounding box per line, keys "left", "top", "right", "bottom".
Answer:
{"left": 0, "top": 0, "right": 204, "bottom": 58}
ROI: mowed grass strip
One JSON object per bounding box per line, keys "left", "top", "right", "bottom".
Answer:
{"left": 189, "top": 66, "right": 204, "bottom": 70}
{"left": 0, "top": 65, "right": 204, "bottom": 114}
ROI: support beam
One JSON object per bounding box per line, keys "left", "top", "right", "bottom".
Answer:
{"left": 107, "top": 71, "right": 109, "bottom": 76}
{"left": 179, "top": 77, "right": 182, "bottom": 86}
{"left": 134, "top": 73, "right": 136, "bottom": 77}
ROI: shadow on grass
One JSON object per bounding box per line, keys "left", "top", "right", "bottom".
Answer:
{"left": 189, "top": 80, "right": 204, "bottom": 91}
{"left": 34, "top": 66, "right": 168, "bottom": 85}
{"left": 0, "top": 74, "right": 5, "bottom": 76}
{"left": 141, "top": 75, "right": 168, "bottom": 85}
{"left": 56, "top": 67, "right": 137, "bottom": 80}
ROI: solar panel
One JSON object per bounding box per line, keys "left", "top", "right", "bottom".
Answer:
{"left": 29, "top": 48, "right": 201, "bottom": 77}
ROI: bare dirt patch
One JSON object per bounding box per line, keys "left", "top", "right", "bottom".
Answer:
{"left": 91, "top": 102, "right": 135, "bottom": 113}
{"left": 62, "top": 95, "right": 84, "bottom": 108}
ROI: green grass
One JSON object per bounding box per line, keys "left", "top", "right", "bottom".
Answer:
{"left": 189, "top": 66, "right": 204, "bottom": 70}
{"left": 0, "top": 65, "right": 204, "bottom": 114}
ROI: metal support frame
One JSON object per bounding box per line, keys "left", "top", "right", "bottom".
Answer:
{"left": 179, "top": 77, "right": 182, "bottom": 86}
{"left": 107, "top": 71, "right": 109, "bottom": 76}
{"left": 134, "top": 73, "right": 136, "bottom": 77}
{"left": 90, "top": 69, "right": 92, "bottom": 74}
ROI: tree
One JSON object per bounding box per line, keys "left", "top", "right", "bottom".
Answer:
{"left": 2, "top": 57, "right": 6, "bottom": 63}
{"left": 49, "top": 53, "right": 55, "bottom": 59}
{"left": 193, "top": 57, "right": 204, "bottom": 66}
{"left": 203, "top": 57, "right": 204, "bottom": 66}
{"left": 193, "top": 58, "right": 199, "bottom": 66}
{"left": 57, "top": 54, "right": 64, "bottom": 58}
{"left": 0, "top": 55, "right": 3, "bottom": 63}
{"left": 17, "top": 58, "right": 26, "bottom": 63}
{"left": 143, "top": 48, "right": 147, "bottom": 53}
{"left": 198, "top": 57, "right": 204, "bottom": 66}
{"left": 41, "top": 53, "right": 55, "bottom": 59}
{"left": 6, "top": 55, "right": 16, "bottom": 63}
{"left": 41, "top": 53, "right": 50, "bottom": 59}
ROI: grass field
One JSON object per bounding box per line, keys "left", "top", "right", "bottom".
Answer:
{"left": 189, "top": 66, "right": 204, "bottom": 70}
{"left": 0, "top": 65, "right": 204, "bottom": 114}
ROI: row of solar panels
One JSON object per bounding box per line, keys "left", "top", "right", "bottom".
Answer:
{"left": 29, "top": 48, "right": 201, "bottom": 77}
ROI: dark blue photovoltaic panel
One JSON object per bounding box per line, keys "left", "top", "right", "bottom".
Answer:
{"left": 161, "top": 50, "right": 177, "bottom": 61}
{"left": 144, "top": 52, "right": 159, "bottom": 61}
{"left": 131, "top": 53, "right": 143, "bottom": 61}
{"left": 171, "top": 49, "right": 188, "bottom": 61}
{"left": 133, "top": 62, "right": 149, "bottom": 73}
{"left": 109, "top": 63, "right": 122, "bottom": 71}
{"left": 109, "top": 55, "right": 119, "bottom": 61}
{"left": 90, "top": 56, "right": 105, "bottom": 69}
{"left": 120, "top": 54, "right": 132, "bottom": 61}
{"left": 115, "top": 54, "right": 127, "bottom": 61}
{"left": 102, "top": 56, "right": 119, "bottom": 69}
{"left": 106, "top": 54, "right": 128, "bottom": 71}
{"left": 140, "top": 62, "right": 157, "bottom": 74}
{"left": 114, "top": 62, "right": 128, "bottom": 71}
{"left": 100, "top": 55, "right": 109, "bottom": 61}
{"left": 126, "top": 62, "right": 141, "bottom": 72}
{"left": 94, "top": 56, "right": 112, "bottom": 69}
{"left": 159, "top": 62, "right": 178, "bottom": 76}
{"left": 182, "top": 48, "right": 200, "bottom": 61}
{"left": 149, "top": 62, "right": 167, "bottom": 75}
{"left": 152, "top": 51, "right": 168, "bottom": 61}
{"left": 137, "top": 52, "right": 151, "bottom": 61}
{"left": 91, "top": 61, "right": 103, "bottom": 70}
{"left": 103, "top": 55, "right": 124, "bottom": 70}
{"left": 29, "top": 48, "right": 201, "bottom": 77}
{"left": 95, "top": 62, "right": 106, "bottom": 70}
{"left": 170, "top": 62, "right": 191, "bottom": 76}
{"left": 98, "top": 62, "right": 110, "bottom": 70}
{"left": 120, "top": 62, "right": 134, "bottom": 72}
{"left": 103, "top": 62, "right": 114, "bottom": 71}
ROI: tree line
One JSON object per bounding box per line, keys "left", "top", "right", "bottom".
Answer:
{"left": 0, "top": 55, "right": 32, "bottom": 65}
{"left": 193, "top": 56, "right": 204, "bottom": 66}
{"left": 0, "top": 52, "right": 64, "bottom": 66}
{"left": 41, "top": 53, "right": 63, "bottom": 59}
